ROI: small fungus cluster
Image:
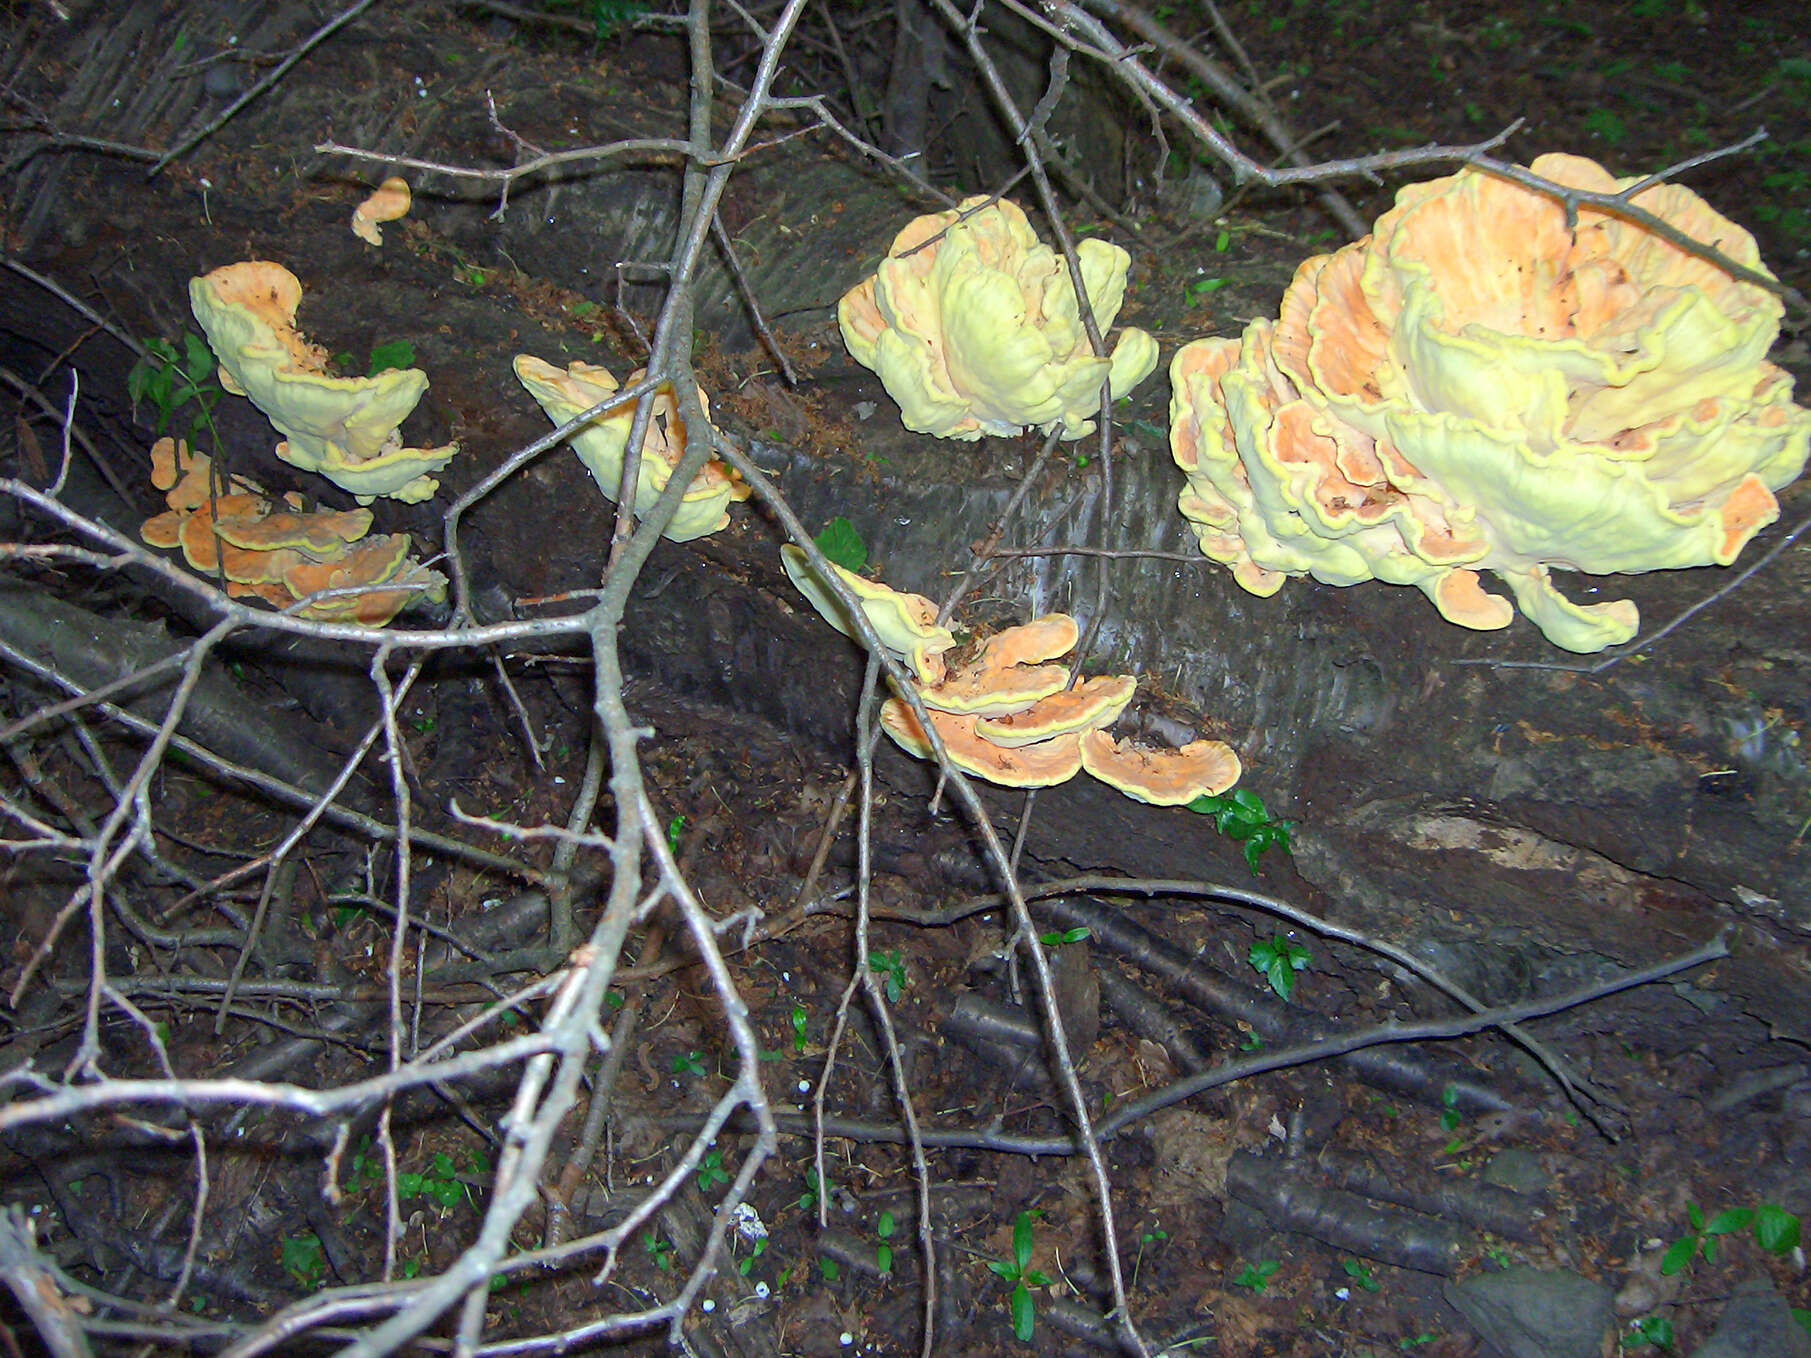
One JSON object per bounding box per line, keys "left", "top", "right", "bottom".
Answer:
{"left": 190, "top": 261, "right": 457, "bottom": 505}
{"left": 351, "top": 178, "right": 411, "bottom": 247}
{"left": 838, "top": 196, "right": 1158, "bottom": 441}
{"left": 514, "top": 356, "right": 749, "bottom": 542}
{"left": 139, "top": 438, "right": 444, "bottom": 626}
{"left": 1170, "top": 153, "right": 1811, "bottom": 653}
{"left": 782, "top": 546, "right": 1240, "bottom": 803}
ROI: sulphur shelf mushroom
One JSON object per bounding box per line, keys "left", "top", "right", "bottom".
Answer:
{"left": 1170, "top": 152, "right": 1810, "bottom": 653}
{"left": 839, "top": 196, "right": 1159, "bottom": 440}
{"left": 1078, "top": 731, "right": 1242, "bottom": 806}
{"left": 138, "top": 438, "right": 444, "bottom": 626}
{"left": 351, "top": 178, "right": 412, "bottom": 246}
{"left": 189, "top": 261, "right": 456, "bottom": 504}
{"left": 514, "top": 356, "right": 749, "bottom": 542}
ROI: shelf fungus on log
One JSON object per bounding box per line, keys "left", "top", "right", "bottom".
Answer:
{"left": 139, "top": 439, "right": 444, "bottom": 626}
{"left": 514, "top": 356, "right": 749, "bottom": 543}
{"left": 1170, "top": 152, "right": 1810, "bottom": 653}
{"left": 782, "top": 549, "right": 1232, "bottom": 801}
{"left": 839, "top": 196, "right": 1158, "bottom": 441}
{"left": 189, "top": 261, "right": 456, "bottom": 504}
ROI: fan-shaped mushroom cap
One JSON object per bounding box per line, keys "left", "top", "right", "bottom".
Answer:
{"left": 190, "top": 261, "right": 456, "bottom": 504}
{"left": 838, "top": 196, "right": 1159, "bottom": 440}
{"left": 880, "top": 699, "right": 1084, "bottom": 789}
{"left": 1170, "top": 152, "right": 1811, "bottom": 653}
{"left": 975, "top": 673, "right": 1137, "bottom": 747}
{"left": 212, "top": 507, "right": 373, "bottom": 555}
{"left": 918, "top": 614, "right": 1079, "bottom": 716}
{"left": 351, "top": 177, "right": 411, "bottom": 246}
{"left": 513, "top": 355, "right": 749, "bottom": 541}
{"left": 780, "top": 544, "right": 956, "bottom": 682}
{"left": 1079, "top": 731, "right": 1241, "bottom": 805}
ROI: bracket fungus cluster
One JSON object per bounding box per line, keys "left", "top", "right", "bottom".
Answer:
{"left": 782, "top": 546, "right": 1240, "bottom": 802}
{"left": 514, "top": 356, "right": 749, "bottom": 542}
{"left": 839, "top": 196, "right": 1159, "bottom": 441}
{"left": 190, "top": 261, "right": 457, "bottom": 505}
{"left": 1170, "top": 153, "right": 1811, "bottom": 653}
{"left": 139, "top": 438, "right": 444, "bottom": 626}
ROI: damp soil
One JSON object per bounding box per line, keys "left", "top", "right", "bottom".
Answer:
{"left": 3, "top": 2, "right": 1810, "bottom": 1356}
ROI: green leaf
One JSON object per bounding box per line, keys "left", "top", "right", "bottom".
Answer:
{"left": 1013, "top": 1211, "right": 1035, "bottom": 1273}
{"left": 182, "top": 332, "right": 217, "bottom": 383}
{"left": 1755, "top": 1203, "right": 1800, "bottom": 1254}
{"left": 819, "top": 1257, "right": 839, "bottom": 1281}
{"left": 814, "top": 517, "right": 868, "bottom": 573}
{"left": 398, "top": 1172, "right": 426, "bottom": 1199}
{"left": 367, "top": 340, "right": 416, "bottom": 376}
{"left": 876, "top": 1243, "right": 893, "bottom": 1274}
{"left": 1704, "top": 1207, "right": 1753, "bottom": 1237}
{"left": 1010, "top": 1280, "right": 1036, "bottom": 1342}
{"left": 1659, "top": 1235, "right": 1698, "bottom": 1276}
{"left": 987, "top": 1259, "right": 1019, "bottom": 1280}
{"left": 877, "top": 1210, "right": 896, "bottom": 1239}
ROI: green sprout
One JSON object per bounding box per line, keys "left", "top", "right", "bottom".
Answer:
{"left": 1038, "top": 927, "right": 1090, "bottom": 947}
{"left": 695, "top": 1149, "right": 730, "bottom": 1193}
{"left": 790, "top": 1004, "right": 809, "bottom": 1053}
{"left": 128, "top": 332, "right": 224, "bottom": 444}
{"left": 987, "top": 1212, "right": 1053, "bottom": 1344}
{"left": 1234, "top": 1259, "right": 1280, "bottom": 1294}
{"left": 868, "top": 950, "right": 909, "bottom": 1004}
{"left": 876, "top": 1210, "right": 897, "bottom": 1275}
{"left": 814, "top": 516, "right": 868, "bottom": 573}
{"left": 1661, "top": 1201, "right": 1800, "bottom": 1276}
{"left": 1186, "top": 787, "right": 1294, "bottom": 874}
{"left": 672, "top": 1050, "right": 707, "bottom": 1079}
{"left": 280, "top": 1233, "right": 326, "bottom": 1289}
{"left": 644, "top": 1229, "right": 674, "bottom": 1271}
{"left": 1248, "top": 933, "right": 1310, "bottom": 1002}
{"left": 1341, "top": 1258, "right": 1381, "bottom": 1292}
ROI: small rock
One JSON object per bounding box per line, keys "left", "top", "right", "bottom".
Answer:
{"left": 1481, "top": 1148, "right": 1547, "bottom": 1196}
{"left": 1443, "top": 1266, "right": 1613, "bottom": 1358}
{"left": 1688, "top": 1278, "right": 1811, "bottom": 1358}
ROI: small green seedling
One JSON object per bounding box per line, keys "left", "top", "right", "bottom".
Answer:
{"left": 398, "top": 1150, "right": 475, "bottom": 1210}
{"left": 1625, "top": 1314, "right": 1674, "bottom": 1349}
{"left": 1341, "top": 1259, "right": 1380, "bottom": 1292}
{"left": 128, "top": 332, "right": 224, "bottom": 443}
{"left": 1187, "top": 276, "right": 1228, "bottom": 300}
{"left": 736, "top": 1237, "right": 767, "bottom": 1277}
{"left": 800, "top": 1168, "right": 832, "bottom": 1212}
{"left": 868, "top": 950, "right": 909, "bottom": 1004}
{"left": 366, "top": 339, "right": 415, "bottom": 375}
{"left": 1662, "top": 1201, "right": 1801, "bottom": 1276}
{"left": 987, "top": 1211, "right": 1053, "bottom": 1344}
{"left": 1439, "top": 1085, "right": 1466, "bottom": 1155}
{"left": 1039, "top": 927, "right": 1090, "bottom": 947}
{"left": 1234, "top": 1259, "right": 1280, "bottom": 1294}
{"left": 1214, "top": 228, "right": 1232, "bottom": 253}
{"left": 1186, "top": 787, "right": 1294, "bottom": 874}
{"left": 672, "top": 1050, "right": 707, "bottom": 1079}
{"left": 644, "top": 1228, "right": 674, "bottom": 1271}
{"left": 790, "top": 1004, "right": 809, "bottom": 1053}
{"left": 1248, "top": 934, "right": 1310, "bottom": 1002}
{"left": 280, "top": 1232, "right": 326, "bottom": 1289}
{"left": 818, "top": 1256, "right": 840, "bottom": 1281}
{"left": 814, "top": 516, "right": 868, "bottom": 573}
{"left": 876, "top": 1210, "right": 896, "bottom": 1275}
{"left": 695, "top": 1150, "right": 730, "bottom": 1193}
{"left": 665, "top": 813, "right": 685, "bottom": 855}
